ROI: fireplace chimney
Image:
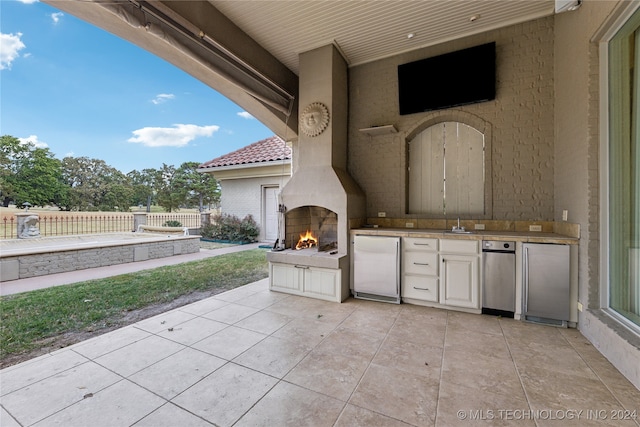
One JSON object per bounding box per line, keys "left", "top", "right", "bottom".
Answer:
{"left": 278, "top": 44, "right": 366, "bottom": 254}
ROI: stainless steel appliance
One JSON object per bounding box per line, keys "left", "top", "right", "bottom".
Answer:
{"left": 523, "top": 243, "right": 570, "bottom": 326}
{"left": 353, "top": 235, "right": 400, "bottom": 303}
{"left": 482, "top": 240, "right": 516, "bottom": 317}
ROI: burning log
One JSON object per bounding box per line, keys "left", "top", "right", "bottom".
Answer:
{"left": 296, "top": 230, "right": 318, "bottom": 250}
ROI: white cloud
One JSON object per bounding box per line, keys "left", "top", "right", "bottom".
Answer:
{"left": 151, "top": 93, "right": 175, "bottom": 105}
{"left": 19, "top": 135, "right": 48, "bottom": 149}
{"left": 17, "top": 0, "right": 39, "bottom": 4}
{"left": 0, "top": 32, "right": 26, "bottom": 70}
{"left": 50, "top": 12, "right": 64, "bottom": 24}
{"left": 128, "top": 124, "right": 219, "bottom": 147}
{"left": 237, "top": 111, "right": 254, "bottom": 119}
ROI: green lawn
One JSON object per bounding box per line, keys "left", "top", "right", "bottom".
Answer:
{"left": 0, "top": 249, "right": 268, "bottom": 363}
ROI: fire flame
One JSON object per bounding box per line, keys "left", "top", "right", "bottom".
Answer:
{"left": 295, "top": 230, "right": 318, "bottom": 250}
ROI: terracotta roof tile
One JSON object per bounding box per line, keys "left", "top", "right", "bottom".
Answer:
{"left": 199, "top": 135, "right": 291, "bottom": 169}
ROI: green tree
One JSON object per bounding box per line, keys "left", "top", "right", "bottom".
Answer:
{"left": 60, "top": 156, "right": 131, "bottom": 211}
{"left": 175, "top": 161, "right": 220, "bottom": 211}
{"left": 127, "top": 168, "right": 158, "bottom": 212}
{"left": 0, "top": 135, "right": 66, "bottom": 208}
{"left": 154, "top": 164, "right": 182, "bottom": 212}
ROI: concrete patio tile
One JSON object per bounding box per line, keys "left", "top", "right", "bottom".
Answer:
{"left": 95, "top": 335, "right": 185, "bottom": 377}
{"left": 32, "top": 379, "right": 165, "bottom": 427}
{"left": 285, "top": 349, "right": 369, "bottom": 401}
{"left": 1, "top": 361, "right": 121, "bottom": 426}
{"left": 270, "top": 317, "right": 336, "bottom": 346}
{"left": 0, "top": 406, "right": 21, "bottom": 427}
{"left": 334, "top": 404, "right": 413, "bottom": 427}
{"left": 172, "top": 362, "right": 277, "bottom": 427}
{"left": 508, "top": 341, "right": 598, "bottom": 380}
{"left": 133, "top": 402, "right": 213, "bottom": 427}
{"left": 0, "top": 349, "right": 88, "bottom": 396}
{"left": 234, "top": 309, "right": 293, "bottom": 335}
{"left": 234, "top": 288, "right": 290, "bottom": 309}
{"left": 446, "top": 310, "right": 504, "bottom": 336}
{"left": 129, "top": 348, "right": 226, "bottom": 399}
{"left": 397, "top": 304, "right": 449, "bottom": 325}
{"left": 350, "top": 363, "right": 440, "bottom": 426}
{"left": 314, "top": 326, "right": 384, "bottom": 362}
{"left": 133, "top": 309, "right": 197, "bottom": 334}
{"left": 72, "top": 325, "right": 152, "bottom": 360}
{"left": 388, "top": 316, "right": 447, "bottom": 348}
{"left": 235, "top": 381, "right": 345, "bottom": 427}
{"left": 517, "top": 365, "right": 635, "bottom": 426}
{"left": 435, "top": 380, "right": 535, "bottom": 427}
{"left": 156, "top": 316, "right": 228, "bottom": 346}
{"left": 441, "top": 348, "right": 525, "bottom": 399}
{"left": 234, "top": 335, "right": 313, "bottom": 378}
{"left": 372, "top": 334, "right": 443, "bottom": 381}
{"left": 201, "top": 302, "right": 261, "bottom": 324}
{"left": 444, "top": 328, "right": 512, "bottom": 360}
{"left": 212, "top": 286, "right": 259, "bottom": 303}
{"left": 178, "top": 297, "right": 229, "bottom": 316}
{"left": 192, "top": 325, "right": 267, "bottom": 360}
{"left": 265, "top": 294, "right": 327, "bottom": 317}
{"left": 337, "top": 309, "right": 398, "bottom": 339}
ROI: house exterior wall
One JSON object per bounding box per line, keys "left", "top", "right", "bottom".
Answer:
{"left": 219, "top": 175, "right": 288, "bottom": 241}
{"left": 554, "top": 0, "right": 640, "bottom": 390}
{"left": 349, "top": 16, "right": 555, "bottom": 221}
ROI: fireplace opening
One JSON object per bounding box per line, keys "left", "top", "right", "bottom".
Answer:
{"left": 296, "top": 230, "right": 318, "bottom": 250}
{"left": 285, "top": 206, "right": 337, "bottom": 252}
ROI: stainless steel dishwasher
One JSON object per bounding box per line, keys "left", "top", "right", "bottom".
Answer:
{"left": 482, "top": 240, "right": 516, "bottom": 317}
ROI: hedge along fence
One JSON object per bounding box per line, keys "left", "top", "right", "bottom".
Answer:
{"left": 201, "top": 214, "right": 260, "bottom": 243}
{"left": 1, "top": 212, "right": 202, "bottom": 239}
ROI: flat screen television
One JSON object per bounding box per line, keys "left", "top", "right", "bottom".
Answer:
{"left": 398, "top": 42, "right": 496, "bottom": 115}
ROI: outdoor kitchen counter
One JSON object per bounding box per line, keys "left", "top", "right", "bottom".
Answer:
{"left": 350, "top": 228, "right": 579, "bottom": 245}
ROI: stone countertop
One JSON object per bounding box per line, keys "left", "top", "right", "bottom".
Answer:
{"left": 350, "top": 227, "right": 578, "bottom": 245}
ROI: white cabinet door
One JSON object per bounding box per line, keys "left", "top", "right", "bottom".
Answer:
{"left": 304, "top": 267, "right": 340, "bottom": 299}
{"left": 440, "top": 254, "right": 479, "bottom": 309}
{"left": 270, "top": 263, "right": 341, "bottom": 302}
{"left": 270, "top": 263, "right": 303, "bottom": 292}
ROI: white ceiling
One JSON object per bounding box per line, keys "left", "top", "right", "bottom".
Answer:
{"left": 210, "top": 0, "right": 556, "bottom": 73}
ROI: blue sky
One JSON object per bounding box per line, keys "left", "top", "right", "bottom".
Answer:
{"left": 0, "top": 0, "right": 275, "bottom": 173}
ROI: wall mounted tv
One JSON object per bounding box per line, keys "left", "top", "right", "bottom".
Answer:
{"left": 398, "top": 42, "right": 496, "bottom": 115}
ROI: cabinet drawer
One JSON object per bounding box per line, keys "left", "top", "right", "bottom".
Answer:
{"left": 440, "top": 239, "right": 479, "bottom": 254}
{"left": 404, "top": 237, "right": 438, "bottom": 252}
{"left": 404, "top": 252, "right": 438, "bottom": 276}
{"left": 403, "top": 275, "right": 438, "bottom": 302}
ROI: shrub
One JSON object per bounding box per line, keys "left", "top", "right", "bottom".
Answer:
{"left": 202, "top": 214, "right": 260, "bottom": 242}
{"left": 163, "top": 220, "right": 182, "bottom": 227}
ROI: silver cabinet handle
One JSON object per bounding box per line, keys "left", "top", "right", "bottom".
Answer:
{"left": 413, "top": 243, "right": 432, "bottom": 246}
{"left": 523, "top": 247, "right": 529, "bottom": 312}
{"left": 294, "top": 265, "right": 309, "bottom": 269}
{"left": 413, "top": 262, "right": 429, "bottom": 266}
{"left": 413, "top": 286, "right": 430, "bottom": 291}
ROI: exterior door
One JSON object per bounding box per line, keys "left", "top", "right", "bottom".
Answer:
{"left": 264, "top": 187, "right": 279, "bottom": 241}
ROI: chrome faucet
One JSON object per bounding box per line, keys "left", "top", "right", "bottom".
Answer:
{"left": 452, "top": 217, "right": 465, "bottom": 232}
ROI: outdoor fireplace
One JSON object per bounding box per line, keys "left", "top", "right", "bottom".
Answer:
{"left": 286, "top": 206, "right": 337, "bottom": 252}
{"left": 266, "top": 44, "right": 366, "bottom": 302}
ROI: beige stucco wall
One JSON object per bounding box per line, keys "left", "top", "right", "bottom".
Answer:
{"left": 218, "top": 174, "right": 289, "bottom": 241}
{"left": 349, "top": 16, "right": 555, "bottom": 221}
{"left": 554, "top": 0, "right": 640, "bottom": 390}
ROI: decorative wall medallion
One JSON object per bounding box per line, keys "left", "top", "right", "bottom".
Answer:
{"left": 300, "top": 102, "right": 330, "bottom": 137}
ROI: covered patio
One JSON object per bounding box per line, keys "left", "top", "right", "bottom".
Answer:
{"left": 2, "top": 279, "right": 638, "bottom": 426}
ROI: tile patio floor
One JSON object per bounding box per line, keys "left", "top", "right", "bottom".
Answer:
{"left": 2, "top": 278, "right": 639, "bottom": 427}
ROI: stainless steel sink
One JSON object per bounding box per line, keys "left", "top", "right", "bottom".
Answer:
{"left": 445, "top": 229, "right": 474, "bottom": 234}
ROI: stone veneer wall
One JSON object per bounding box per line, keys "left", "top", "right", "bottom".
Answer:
{"left": 348, "top": 16, "right": 555, "bottom": 221}
{"left": 1, "top": 237, "right": 200, "bottom": 281}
